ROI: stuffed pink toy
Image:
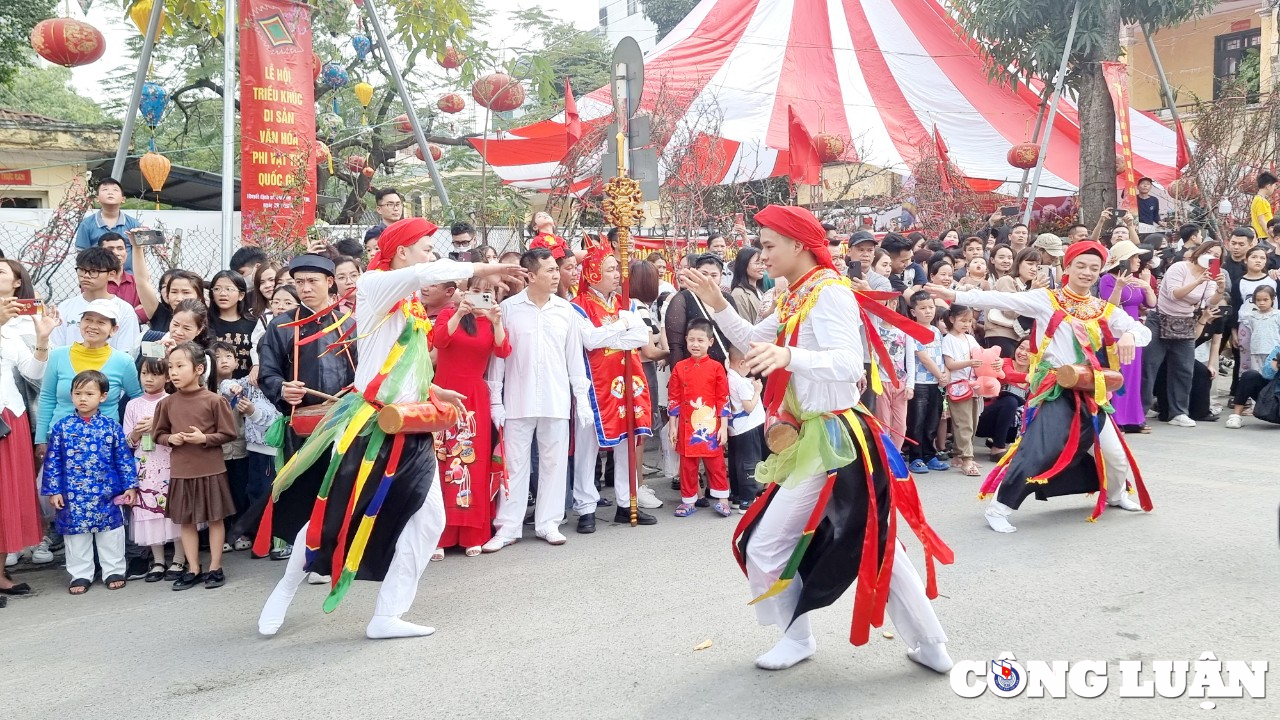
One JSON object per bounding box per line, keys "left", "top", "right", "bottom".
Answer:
{"left": 971, "top": 345, "right": 1005, "bottom": 398}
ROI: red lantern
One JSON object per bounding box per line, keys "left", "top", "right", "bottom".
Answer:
{"left": 361, "top": 166, "right": 375, "bottom": 178}
{"left": 312, "top": 52, "right": 322, "bottom": 80}
{"left": 394, "top": 114, "right": 413, "bottom": 133}
{"left": 472, "top": 73, "right": 525, "bottom": 112}
{"left": 30, "top": 18, "right": 106, "bottom": 68}
{"left": 1007, "top": 142, "right": 1039, "bottom": 170}
{"left": 439, "top": 46, "right": 463, "bottom": 70}
{"left": 345, "top": 155, "right": 366, "bottom": 174}
{"left": 437, "top": 93, "right": 465, "bottom": 114}
{"left": 415, "top": 144, "right": 443, "bottom": 162}
{"left": 814, "top": 133, "right": 845, "bottom": 163}
{"left": 1168, "top": 178, "right": 1200, "bottom": 200}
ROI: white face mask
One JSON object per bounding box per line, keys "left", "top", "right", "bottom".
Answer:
{"left": 1150, "top": 257, "right": 1162, "bottom": 269}
{"left": 1197, "top": 254, "right": 1214, "bottom": 269}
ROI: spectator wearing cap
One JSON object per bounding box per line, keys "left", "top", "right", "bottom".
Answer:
{"left": 34, "top": 299, "right": 143, "bottom": 458}
{"left": 846, "top": 230, "right": 892, "bottom": 292}
{"left": 1136, "top": 177, "right": 1161, "bottom": 232}
{"left": 1032, "top": 233, "right": 1065, "bottom": 285}
{"left": 74, "top": 178, "right": 141, "bottom": 272}
{"left": 49, "top": 247, "right": 140, "bottom": 353}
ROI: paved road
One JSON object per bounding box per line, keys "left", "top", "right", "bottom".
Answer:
{"left": 5, "top": 409, "right": 1277, "bottom": 719}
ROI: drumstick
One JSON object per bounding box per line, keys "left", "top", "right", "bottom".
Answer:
{"left": 303, "top": 388, "right": 341, "bottom": 403}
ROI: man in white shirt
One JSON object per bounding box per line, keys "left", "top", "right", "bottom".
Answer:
{"left": 50, "top": 247, "right": 140, "bottom": 352}
{"left": 484, "top": 247, "right": 590, "bottom": 550}
{"left": 681, "top": 204, "right": 954, "bottom": 676}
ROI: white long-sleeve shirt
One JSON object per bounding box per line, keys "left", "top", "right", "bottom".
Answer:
{"left": 354, "top": 259, "right": 474, "bottom": 403}
{"left": 711, "top": 282, "right": 865, "bottom": 415}
{"left": 954, "top": 288, "right": 1151, "bottom": 368}
{"left": 0, "top": 321, "right": 45, "bottom": 416}
{"left": 486, "top": 290, "right": 589, "bottom": 420}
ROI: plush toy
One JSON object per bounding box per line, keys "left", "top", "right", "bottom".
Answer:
{"left": 971, "top": 345, "right": 1005, "bottom": 398}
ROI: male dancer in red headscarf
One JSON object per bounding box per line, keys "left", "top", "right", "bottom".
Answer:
{"left": 925, "top": 240, "right": 1153, "bottom": 533}
{"left": 257, "top": 218, "right": 524, "bottom": 640}
{"left": 570, "top": 237, "right": 656, "bottom": 531}
{"left": 681, "top": 205, "right": 955, "bottom": 672}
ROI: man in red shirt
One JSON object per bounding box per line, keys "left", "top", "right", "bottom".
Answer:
{"left": 99, "top": 233, "right": 147, "bottom": 324}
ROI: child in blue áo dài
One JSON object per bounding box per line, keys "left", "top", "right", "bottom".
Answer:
{"left": 41, "top": 369, "right": 139, "bottom": 594}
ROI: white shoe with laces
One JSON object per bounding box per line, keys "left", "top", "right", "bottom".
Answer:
{"left": 305, "top": 572, "right": 330, "bottom": 585}
{"left": 481, "top": 536, "right": 518, "bottom": 554}
{"left": 636, "top": 484, "right": 663, "bottom": 509}
{"left": 1167, "top": 414, "right": 1196, "bottom": 428}
{"left": 4, "top": 552, "right": 18, "bottom": 568}
{"left": 1225, "top": 414, "right": 1242, "bottom": 429}
{"left": 537, "top": 530, "right": 567, "bottom": 546}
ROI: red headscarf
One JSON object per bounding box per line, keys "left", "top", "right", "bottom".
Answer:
{"left": 368, "top": 217, "right": 439, "bottom": 271}
{"left": 579, "top": 235, "right": 612, "bottom": 288}
{"left": 1064, "top": 240, "right": 1107, "bottom": 269}
{"left": 755, "top": 204, "right": 835, "bottom": 271}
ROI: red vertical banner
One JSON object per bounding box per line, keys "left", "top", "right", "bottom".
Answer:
{"left": 240, "top": 0, "right": 317, "bottom": 247}
{"left": 1101, "top": 61, "right": 1138, "bottom": 212}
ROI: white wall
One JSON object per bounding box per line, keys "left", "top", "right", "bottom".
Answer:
{"left": 599, "top": 0, "right": 659, "bottom": 52}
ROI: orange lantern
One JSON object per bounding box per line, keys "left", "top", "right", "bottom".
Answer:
{"left": 415, "top": 144, "right": 443, "bottom": 162}
{"left": 139, "top": 151, "right": 171, "bottom": 209}
{"left": 814, "top": 133, "right": 845, "bottom": 163}
{"left": 30, "top": 18, "right": 106, "bottom": 67}
{"left": 437, "top": 93, "right": 465, "bottom": 114}
{"left": 472, "top": 73, "right": 525, "bottom": 112}
{"left": 1007, "top": 142, "right": 1039, "bottom": 170}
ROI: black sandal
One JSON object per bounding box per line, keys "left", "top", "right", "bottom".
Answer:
{"left": 68, "top": 578, "right": 91, "bottom": 595}
{"left": 164, "top": 562, "right": 186, "bottom": 581}
{"left": 105, "top": 574, "right": 126, "bottom": 590}
{"left": 144, "top": 564, "right": 166, "bottom": 583}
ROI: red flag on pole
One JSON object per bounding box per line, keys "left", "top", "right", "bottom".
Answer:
{"left": 787, "top": 106, "right": 821, "bottom": 185}
{"left": 565, "top": 77, "right": 582, "bottom": 154}
{"left": 1174, "top": 117, "right": 1191, "bottom": 178}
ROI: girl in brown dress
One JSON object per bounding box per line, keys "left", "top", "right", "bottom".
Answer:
{"left": 153, "top": 342, "right": 237, "bottom": 591}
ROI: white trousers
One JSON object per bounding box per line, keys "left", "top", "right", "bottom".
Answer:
{"left": 64, "top": 526, "right": 126, "bottom": 582}
{"left": 745, "top": 472, "right": 947, "bottom": 649}
{"left": 496, "top": 417, "right": 569, "bottom": 539}
{"left": 263, "top": 475, "right": 445, "bottom": 621}
{"left": 572, "top": 427, "right": 633, "bottom": 515}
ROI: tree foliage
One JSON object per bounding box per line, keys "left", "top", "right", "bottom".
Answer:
{"left": 0, "top": 65, "right": 111, "bottom": 124}
{"left": 958, "top": 0, "right": 1217, "bottom": 91}
{"left": 0, "top": 0, "right": 56, "bottom": 88}
{"left": 642, "top": 0, "right": 698, "bottom": 43}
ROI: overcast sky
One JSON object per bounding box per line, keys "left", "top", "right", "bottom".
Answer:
{"left": 65, "top": 0, "right": 600, "bottom": 96}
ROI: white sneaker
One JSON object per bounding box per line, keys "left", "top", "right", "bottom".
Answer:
{"left": 30, "top": 537, "right": 53, "bottom": 564}
{"left": 537, "top": 530, "right": 567, "bottom": 546}
{"left": 1167, "top": 414, "right": 1196, "bottom": 428}
{"left": 636, "top": 484, "right": 663, "bottom": 509}
{"left": 481, "top": 536, "right": 518, "bottom": 554}
{"left": 305, "top": 572, "right": 330, "bottom": 585}
{"left": 4, "top": 552, "right": 18, "bottom": 568}
{"left": 1225, "top": 414, "right": 1242, "bottom": 429}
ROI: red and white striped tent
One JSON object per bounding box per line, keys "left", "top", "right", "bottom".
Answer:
{"left": 468, "top": 0, "right": 1181, "bottom": 196}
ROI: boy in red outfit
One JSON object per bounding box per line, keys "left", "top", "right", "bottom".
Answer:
{"left": 667, "top": 319, "right": 732, "bottom": 517}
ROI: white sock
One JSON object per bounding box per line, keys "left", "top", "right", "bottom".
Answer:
{"left": 258, "top": 583, "right": 299, "bottom": 636}
{"left": 755, "top": 635, "right": 817, "bottom": 670}
{"left": 1107, "top": 494, "right": 1141, "bottom": 511}
{"left": 907, "top": 641, "right": 954, "bottom": 673}
{"left": 985, "top": 502, "right": 1016, "bottom": 533}
{"left": 366, "top": 615, "right": 436, "bottom": 640}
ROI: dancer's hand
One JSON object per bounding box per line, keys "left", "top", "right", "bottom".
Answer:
{"left": 471, "top": 263, "right": 528, "bottom": 294}
{"left": 743, "top": 342, "right": 790, "bottom": 377}
{"left": 432, "top": 385, "right": 468, "bottom": 417}
{"left": 923, "top": 283, "right": 956, "bottom": 303}
{"left": 1116, "top": 331, "right": 1137, "bottom": 365}
{"left": 678, "top": 269, "right": 729, "bottom": 312}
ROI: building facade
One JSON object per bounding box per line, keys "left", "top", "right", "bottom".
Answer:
{"left": 598, "top": 0, "right": 659, "bottom": 53}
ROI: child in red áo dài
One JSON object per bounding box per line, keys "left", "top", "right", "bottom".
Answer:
{"left": 667, "top": 319, "right": 732, "bottom": 517}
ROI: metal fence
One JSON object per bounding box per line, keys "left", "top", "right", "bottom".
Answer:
{"left": 0, "top": 209, "right": 531, "bottom": 304}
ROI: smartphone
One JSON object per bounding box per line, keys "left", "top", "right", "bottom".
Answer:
{"left": 131, "top": 228, "right": 165, "bottom": 246}
{"left": 1000, "top": 206, "right": 1019, "bottom": 217}
{"left": 141, "top": 341, "right": 166, "bottom": 359}
{"left": 465, "top": 291, "right": 494, "bottom": 309}
{"left": 15, "top": 298, "right": 43, "bottom": 316}
{"left": 734, "top": 212, "right": 745, "bottom": 228}
{"left": 1209, "top": 257, "right": 1221, "bottom": 279}
{"left": 848, "top": 260, "right": 863, "bottom": 280}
